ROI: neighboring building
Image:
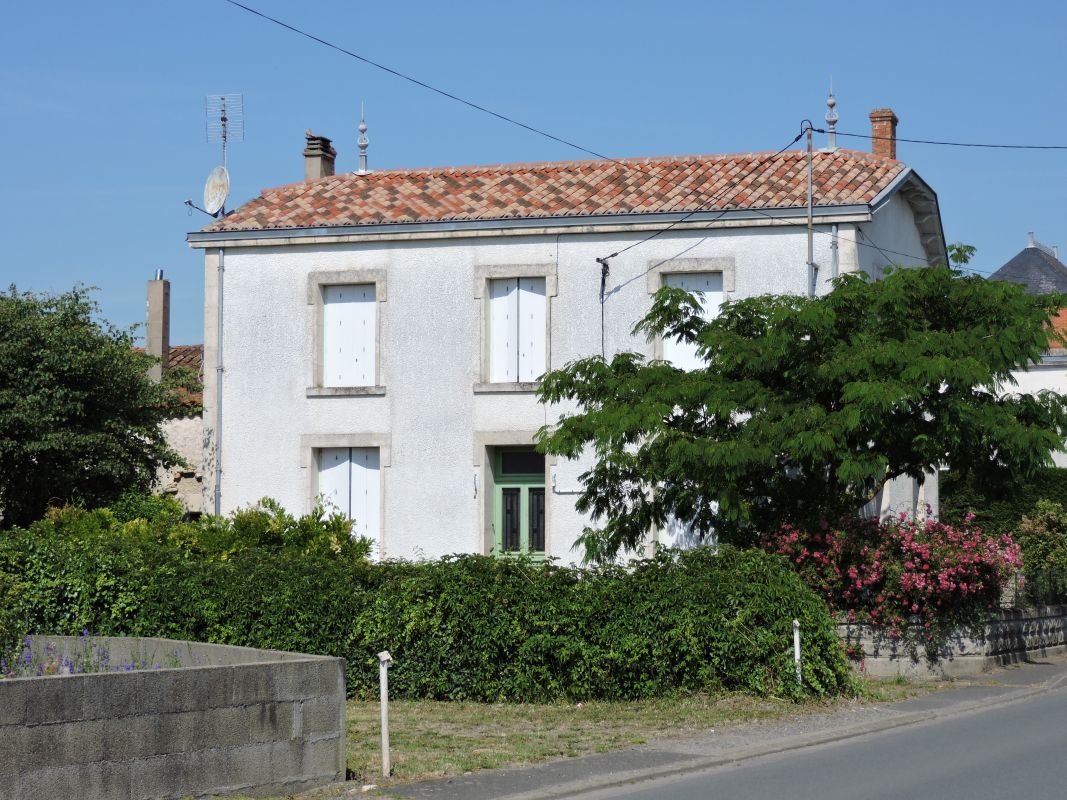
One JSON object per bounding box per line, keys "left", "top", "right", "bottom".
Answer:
{"left": 989, "top": 233, "right": 1067, "bottom": 466}
{"left": 187, "top": 101, "right": 947, "bottom": 562}
{"left": 145, "top": 272, "right": 205, "bottom": 514}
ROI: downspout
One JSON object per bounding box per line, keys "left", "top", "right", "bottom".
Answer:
{"left": 830, "top": 223, "right": 839, "bottom": 281}
{"left": 214, "top": 247, "right": 225, "bottom": 516}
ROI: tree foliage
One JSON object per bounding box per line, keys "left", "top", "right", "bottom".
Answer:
{"left": 537, "top": 266, "right": 1067, "bottom": 562}
{"left": 0, "top": 287, "right": 179, "bottom": 527}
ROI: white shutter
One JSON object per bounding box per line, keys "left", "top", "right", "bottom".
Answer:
{"left": 488, "top": 278, "right": 518, "bottom": 382}
{"left": 349, "top": 447, "right": 381, "bottom": 555}
{"left": 317, "top": 448, "right": 351, "bottom": 517}
{"left": 323, "top": 284, "right": 376, "bottom": 387}
{"left": 517, "top": 277, "right": 546, "bottom": 382}
{"left": 662, "top": 272, "right": 723, "bottom": 371}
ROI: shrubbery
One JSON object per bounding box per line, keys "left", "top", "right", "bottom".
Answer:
{"left": 0, "top": 503, "right": 853, "bottom": 701}
{"left": 939, "top": 467, "right": 1067, "bottom": 538}
{"left": 1015, "top": 501, "right": 1067, "bottom": 605}
{"left": 761, "top": 513, "right": 1022, "bottom": 653}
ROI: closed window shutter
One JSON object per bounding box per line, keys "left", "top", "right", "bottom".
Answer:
{"left": 517, "top": 277, "right": 546, "bottom": 381}
{"left": 662, "top": 272, "right": 724, "bottom": 371}
{"left": 323, "top": 284, "right": 376, "bottom": 387}
{"left": 488, "top": 278, "right": 518, "bottom": 381}
{"left": 349, "top": 447, "right": 381, "bottom": 554}
{"left": 317, "top": 448, "right": 352, "bottom": 517}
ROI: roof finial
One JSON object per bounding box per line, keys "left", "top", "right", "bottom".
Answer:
{"left": 824, "top": 78, "right": 838, "bottom": 152}
{"left": 357, "top": 103, "right": 369, "bottom": 174}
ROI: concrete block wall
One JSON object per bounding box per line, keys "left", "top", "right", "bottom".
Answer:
{"left": 838, "top": 605, "right": 1067, "bottom": 679}
{"left": 0, "top": 637, "right": 346, "bottom": 799}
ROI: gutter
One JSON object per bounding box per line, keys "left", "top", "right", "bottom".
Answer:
{"left": 187, "top": 204, "right": 873, "bottom": 248}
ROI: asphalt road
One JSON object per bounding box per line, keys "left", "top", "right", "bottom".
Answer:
{"left": 571, "top": 683, "right": 1067, "bottom": 800}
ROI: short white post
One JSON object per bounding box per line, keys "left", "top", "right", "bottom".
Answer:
{"left": 378, "top": 650, "right": 393, "bottom": 776}
{"left": 792, "top": 619, "right": 802, "bottom": 687}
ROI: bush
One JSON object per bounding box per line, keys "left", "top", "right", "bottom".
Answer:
{"left": 1015, "top": 501, "right": 1067, "bottom": 605}
{"left": 939, "top": 468, "right": 1067, "bottom": 538}
{"left": 0, "top": 506, "right": 853, "bottom": 701}
{"left": 761, "top": 513, "right": 1022, "bottom": 654}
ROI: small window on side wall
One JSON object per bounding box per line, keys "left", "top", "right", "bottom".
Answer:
{"left": 488, "top": 277, "right": 546, "bottom": 382}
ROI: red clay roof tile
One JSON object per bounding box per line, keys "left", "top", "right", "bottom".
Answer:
{"left": 204, "top": 149, "right": 904, "bottom": 234}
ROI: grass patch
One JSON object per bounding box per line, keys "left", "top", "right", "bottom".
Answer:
{"left": 343, "top": 678, "right": 938, "bottom": 786}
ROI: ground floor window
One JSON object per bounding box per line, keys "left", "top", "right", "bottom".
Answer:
{"left": 317, "top": 446, "right": 381, "bottom": 548}
{"left": 492, "top": 447, "right": 545, "bottom": 555}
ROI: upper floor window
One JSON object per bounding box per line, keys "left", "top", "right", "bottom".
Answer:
{"left": 322, "top": 284, "right": 376, "bottom": 387}
{"left": 661, "top": 272, "right": 723, "bottom": 371}
{"left": 488, "top": 277, "right": 546, "bottom": 382}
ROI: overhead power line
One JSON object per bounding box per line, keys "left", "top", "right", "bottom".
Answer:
{"left": 221, "top": 0, "right": 628, "bottom": 166}
{"left": 819, "top": 128, "right": 1067, "bottom": 151}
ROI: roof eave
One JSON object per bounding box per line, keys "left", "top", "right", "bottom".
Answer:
{"left": 187, "top": 203, "right": 874, "bottom": 248}
{"left": 870, "top": 167, "right": 948, "bottom": 266}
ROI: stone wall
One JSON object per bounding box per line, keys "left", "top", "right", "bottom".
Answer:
{"left": 838, "top": 605, "right": 1067, "bottom": 679}
{"left": 0, "top": 637, "right": 345, "bottom": 799}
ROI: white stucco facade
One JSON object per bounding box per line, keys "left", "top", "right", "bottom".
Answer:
{"left": 191, "top": 178, "right": 944, "bottom": 562}
{"left": 1010, "top": 359, "right": 1067, "bottom": 467}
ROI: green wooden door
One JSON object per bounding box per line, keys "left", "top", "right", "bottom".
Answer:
{"left": 492, "top": 449, "right": 545, "bottom": 556}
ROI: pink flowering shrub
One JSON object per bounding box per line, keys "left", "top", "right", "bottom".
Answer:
{"left": 761, "top": 512, "right": 1022, "bottom": 655}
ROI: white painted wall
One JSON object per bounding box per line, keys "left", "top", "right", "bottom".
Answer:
{"left": 206, "top": 202, "right": 930, "bottom": 562}
{"left": 1010, "top": 361, "right": 1067, "bottom": 467}
{"left": 857, "top": 194, "right": 930, "bottom": 276}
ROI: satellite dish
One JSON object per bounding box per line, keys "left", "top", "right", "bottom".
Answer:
{"left": 203, "top": 165, "right": 230, "bottom": 216}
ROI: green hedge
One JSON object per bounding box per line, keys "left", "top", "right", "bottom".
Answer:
{"left": 939, "top": 468, "right": 1067, "bottom": 537}
{"left": 0, "top": 506, "right": 853, "bottom": 701}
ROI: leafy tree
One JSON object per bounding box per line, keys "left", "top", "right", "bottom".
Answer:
{"left": 537, "top": 266, "right": 1067, "bottom": 562}
{"left": 0, "top": 287, "right": 179, "bottom": 527}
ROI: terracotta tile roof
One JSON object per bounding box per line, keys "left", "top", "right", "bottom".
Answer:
{"left": 167, "top": 344, "right": 203, "bottom": 373}
{"left": 203, "top": 149, "right": 905, "bottom": 233}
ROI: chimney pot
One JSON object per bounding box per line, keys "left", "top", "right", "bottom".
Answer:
{"left": 1028, "top": 231, "right": 1036, "bottom": 248}
{"left": 869, "top": 108, "right": 899, "bottom": 159}
{"left": 303, "top": 130, "right": 337, "bottom": 181}
{"left": 146, "top": 273, "right": 171, "bottom": 384}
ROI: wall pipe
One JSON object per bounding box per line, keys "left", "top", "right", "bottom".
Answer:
{"left": 214, "top": 248, "right": 225, "bottom": 516}
{"left": 831, "top": 223, "right": 839, "bottom": 281}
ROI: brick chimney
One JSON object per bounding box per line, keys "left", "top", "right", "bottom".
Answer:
{"left": 303, "top": 130, "right": 337, "bottom": 181}
{"left": 869, "top": 108, "right": 899, "bottom": 159}
{"left": 146, "top": 270, "right": 170, "bottom": 383}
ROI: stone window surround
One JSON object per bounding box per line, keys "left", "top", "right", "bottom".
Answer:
{"left": 300, "top": 432, "right": 392, "bottom": 554}
{"left": 472, "top": 263, "right": 557, "bottom": 393}
{"left": 473, "top": 430, "right": 557, "bottom": 556}
{"left": 645, "top": 257, "right": 735, "bottom": 360}
{"left": 306, "top": 268, "right": 388, "bottom": 397}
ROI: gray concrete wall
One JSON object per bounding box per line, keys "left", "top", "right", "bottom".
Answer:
{"left": 838, "top": 605, "right": 1067, "bottom": 679}
{"left": 0, "top": 637, "right": 345, "bottom": 799}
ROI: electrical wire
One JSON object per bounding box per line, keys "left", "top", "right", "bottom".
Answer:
{"left": 596, "top": 132, "right": 805, "bottom": 263}
{"left": 816, "top": 128, "right": 1067, "bottom": 151}
{"left": 222, "top": 0, "right": 636, "bottom": 167}
{"left": 219, "top": 2, "right": 997, "bottom": 277}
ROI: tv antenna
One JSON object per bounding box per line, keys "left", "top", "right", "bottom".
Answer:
{"left": 186, "top": 93, "right": 244, "bottom": 218}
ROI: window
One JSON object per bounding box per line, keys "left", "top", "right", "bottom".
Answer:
{"left": 661, "top": 272, "right": 723, "bottom": 371}
{"left": 317, "top": 446, "right": 381, "bottom": 548}
{"left": 488, "top": 277, "right": 546, "bottom": 382}
{"left": 322, "top": 284, "right": 376, "bottom": 387}
{"left": 492, "top": 447, "right": 545, "bottom": 555}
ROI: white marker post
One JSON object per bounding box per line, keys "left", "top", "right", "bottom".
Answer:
{"left": 378, "top": 650, "right": 393, "bottom": 776}
{"left": 792, "top": 619, "right": 802, "bottom": 687}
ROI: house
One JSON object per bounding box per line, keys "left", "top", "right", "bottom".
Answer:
{"left": 989, "top": 233, "right": 1067, "bottom": 466}
{"left": 145, "top": 271, "right": 205, "bottom": 514}
{"left": 186, "top": 100, "right": 947, "bottom": 562}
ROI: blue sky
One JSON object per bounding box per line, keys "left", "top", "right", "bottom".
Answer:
{"left": 3, "top": 0, "right": 1065, "bottom": 345}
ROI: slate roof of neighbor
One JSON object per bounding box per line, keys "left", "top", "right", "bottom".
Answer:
{"left": 989, "top": 247, "right": 1067, "bottom": 295}
{"left": 203, "top": 149, "right": 907, "bottom": 233}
